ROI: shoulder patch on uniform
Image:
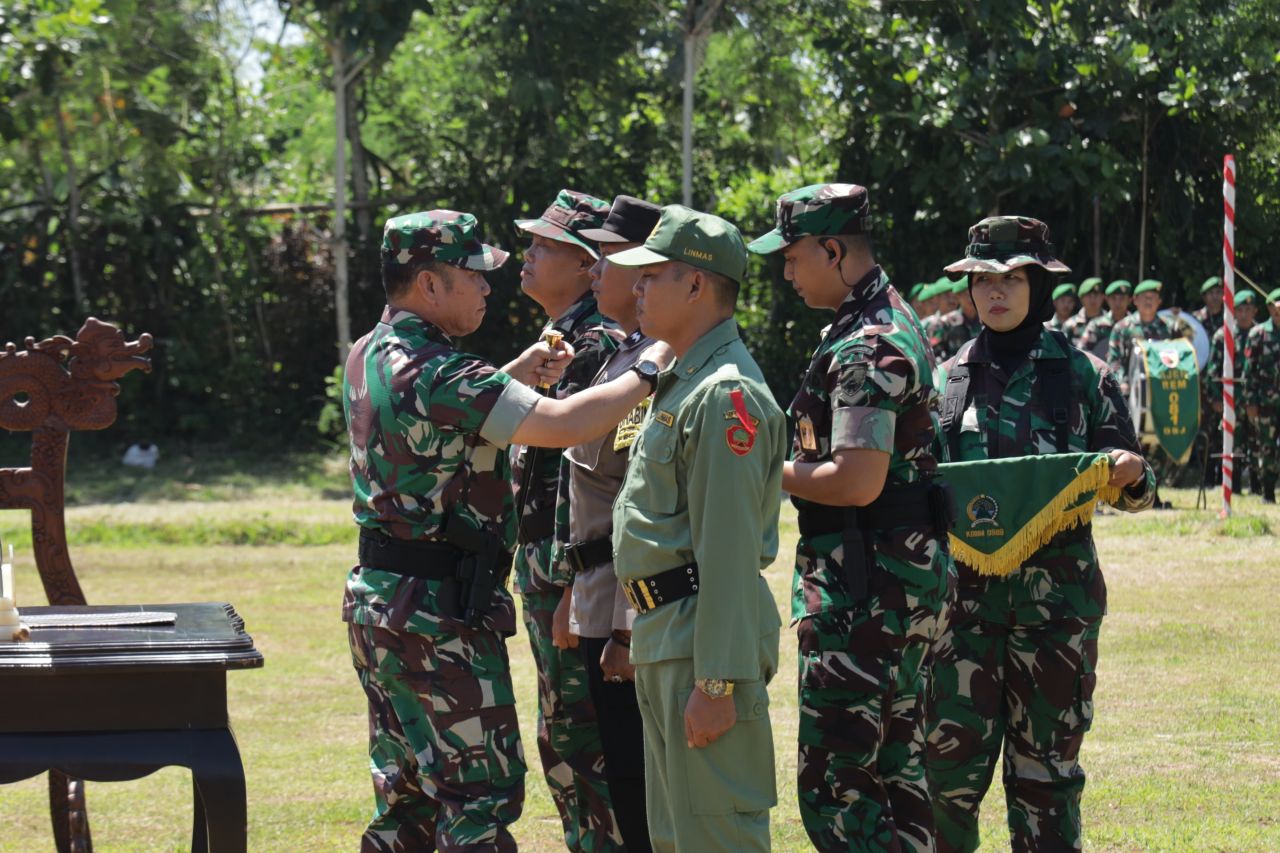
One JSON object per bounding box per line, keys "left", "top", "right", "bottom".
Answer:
{"left": 834, "top": 359, "right": 870, "bottom": 406}
{"left": 725, "top": 388, "right": 758, "bottom": 456}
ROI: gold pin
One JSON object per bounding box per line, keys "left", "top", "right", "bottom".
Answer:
{"left": 539, "top": 329, "right": 564, "bottom": 389}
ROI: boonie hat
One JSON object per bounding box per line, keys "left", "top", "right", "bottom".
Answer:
{"left": 609, "top": 205, "right": 749, "bottom": 283}
{"left": 515, "top": 189, "right": 611, "bottom": 258}
{"left": 1200, "top": 276, "right": 1223, "bottom": 294}
{"left": 382, "top": 210, "right": 508, "bottom": 271}
{"left": 943, "top": 216, "right": 1071, "bottom": 279}
{"left": 1106, "top": 279, "right": 1133, "bottom": 295}
{"left": 579, "top": 195, "right": 662, "bottom": 244}
{"left": 1134, "top": 279, "right": 1162, "bottom": 296}
{"left": 1078, "top": 277, "right": 1103, "bottom": 296}
{"left": 747, "top": 183, "right": 872, "bottom": 255}
{"left": 1053, "top": 283, "right": 1077, "bottom": 300}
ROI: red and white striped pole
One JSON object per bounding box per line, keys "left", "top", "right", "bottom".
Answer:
{"left": 1221, "top": 155, "right": 1236, "bottom": 518}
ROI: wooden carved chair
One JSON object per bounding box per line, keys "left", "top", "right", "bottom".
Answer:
{"left": 0, "top": 317, "right": 153, "bottom": 852}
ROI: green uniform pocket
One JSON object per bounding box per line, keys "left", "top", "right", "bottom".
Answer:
{"left": 681, "top": 682, "right": 777, "bottom": 815}
{"left": 623, "top": 425, "right": 680, "bottom": 514}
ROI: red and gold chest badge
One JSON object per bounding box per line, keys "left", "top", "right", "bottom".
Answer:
{"left": 725, "top": 389, "right": 759, "bottom": 456}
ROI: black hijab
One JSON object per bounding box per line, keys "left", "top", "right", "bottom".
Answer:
{"left": 972, "top": 265, "right": 1057, "bottom": 373}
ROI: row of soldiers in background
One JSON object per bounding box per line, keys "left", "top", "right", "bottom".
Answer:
{"left": 912, "top": 270, "right": 1280, "bottom": 501}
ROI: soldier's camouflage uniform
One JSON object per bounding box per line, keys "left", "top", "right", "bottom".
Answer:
{"left": 1204, "top": 323, "right": 1257, "bottom": 490}
{"left": 1105, "top": 312, "right": 1192, "bottom": 392}
{"left": 937, "top": 308, "right": 983, "bottom": 362}
{"left": 929, "top": 327, "right": 1156, "bottom": 853}
{"left": 1077, "top": 311, "right": 1122, "bottom": 361}
{"left": 345, "top": 208, "right": 542, "bottom": 853}
{"left": 513, "top": 189, "right": 623, "bottom": 851}
{"left": 1243, "top": 317, "right": 1280, "bottom": 498}
{"left": 1193, "top": 304, "right": 1224, "bottom": 342}
{"left": 1060, "top": 308, "right": 1103, "bottom": 349}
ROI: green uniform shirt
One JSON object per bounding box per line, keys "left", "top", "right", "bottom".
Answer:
{"left": 612, "top": 319, "right": 785, "bottom": 682}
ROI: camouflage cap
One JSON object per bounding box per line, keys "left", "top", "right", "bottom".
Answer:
{"left": 1134, "top": 279, "right": 1162, "bottom": 296}
{"left": 1106, "top": 279, "right": 1133, "bottom": 295}
{"left": 1268, "top": 287, "right": 1280, "bottom": 304}
{"left": 515, "top": 189, "right": 611, "bottom": 258}
{"left": 943, "top": 216, "right": 1071, "bottom": 279}
{"left": 1053, "top": 283, "right": 1078, "bottom": 300}
{"left": 747, "top": 183, "right": 872, "bottom": 255}
{"left": 382, "top": 210, "right": 509, "bottom": 271}
{"left": 1200, "top": 275, "right": 1223, "bottom": 294}
{"left": 1078, "top": 276, "right": 1103, "bottom": 296}
{"left": 609, "top": 204, "right": 748, "bottom": 282}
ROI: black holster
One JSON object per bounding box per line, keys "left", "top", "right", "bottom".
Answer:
{"left": 442, "top": 515, "right": 513, "bottom": 629}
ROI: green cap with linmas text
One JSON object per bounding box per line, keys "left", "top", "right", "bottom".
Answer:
{"left": 608, "top": 205, "right": 749, "bottom": 283}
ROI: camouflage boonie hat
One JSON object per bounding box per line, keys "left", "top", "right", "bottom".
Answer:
{"left": 1134, "top": 279, "right": 1162, "bottom": 296}
{"left": 1078, "top": 277, "right": 1103, "bottom": 296}
{"left": 943, "top": 216, "right": 1071, "bottom": 279}
{"left": 382, "top": 210, "right": 509, "bottom": 271}
{"left": 747, "top": 183, "right": 872, "bottom": 255}
{"left": 1052, "top": 283, "right": 1077, "bottom": 300}
{"left": 515, "top": 189, "right": 611, "bottom": 259}
{"left": 1106, "top": 279, "right": 1133, "bottom": 295}
{"left": 1200, "top": 275, "right": 1223, "bottom": 294}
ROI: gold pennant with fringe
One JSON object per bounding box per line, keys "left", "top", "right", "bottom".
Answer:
{"left": 940, "top": 453, "right": 1122, "bottom": 577}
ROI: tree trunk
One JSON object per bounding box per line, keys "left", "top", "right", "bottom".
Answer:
{"left": 331, "top": 42, "right": 352, "bottom": 359}
{"left": 52, "top": 93, "right": 87, "bottom": 315}
{"left": 345, "top": 75, "right": 373, "bottom": 290}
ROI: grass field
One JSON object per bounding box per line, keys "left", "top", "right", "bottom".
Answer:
{"left": 0, "top": 451, "right": 1277, "bottom": 851}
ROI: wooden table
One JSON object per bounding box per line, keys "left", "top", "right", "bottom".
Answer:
{"left": 0, "top": 602, "right": 264, "bottom": 852}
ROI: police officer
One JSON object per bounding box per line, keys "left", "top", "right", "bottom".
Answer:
{"left": 1061, "top": 277, "right": 1105, "bottom": 347}
{"left": 549, "top": 194, "right": 665, "bottom": 853}
{"left": 1079, "top": 279, "right": 1133, "bottom": 361}
{"left": 513, "top": 188, "right": 622, "bottom": 850}
{"left": 926, "top": 216, "right": 1154, "bottom": 853}
{"left": 749, "top": 183, "right": 954, "bottom": 853}
{"left": 344, "top": 210, "right": 671, "bottom": 851}
{"left": 608, "top": 205, "right": 786, "bottom": 852}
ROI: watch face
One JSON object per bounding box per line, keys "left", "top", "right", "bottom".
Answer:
{"left": 635, "top": 360, "right": 659, "bottom": 378}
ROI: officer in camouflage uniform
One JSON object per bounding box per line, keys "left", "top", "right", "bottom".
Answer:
{"left": 1061, "top": 278, "right": 1105, "bottom": 348}
{"left": 1243, "top": 288, "right": 1280, "bottom": 502}
{"left": 750, "top": 183, "right": 955, "bottom": 853}
{"left": 513, "top": 189, "right": 623, "bottom": 850}
{"left": 345, "top": 209, "right": 667, "bottom": 852}
{"left": 1205, "top": 290, "right": 1258, "bottom": 492}
{"left": 1106, "top": 279, "right": 1193, "bottom": 396}
{"left": 1046, "top": 282, "right": 1077, "bottom": 332}
{"left": 938, "top": 279, "right": 983, "bottom": 361}
{"left": 928, "top": 216, "right": 1155, "bottom": 853}
{"left": 610, "top": 205, "right": 786, "bottom": 852}
{"left": 1194, "top": 276, "right": 1225, "bottom": 341}
{"left": 1078, "top": 279, "right": 1132, "bottom": 361}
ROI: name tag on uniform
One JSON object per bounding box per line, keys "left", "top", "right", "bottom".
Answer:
{"left": 655, "top": 410, "right": 675, "bottom": 427}
{"left": 798, "top": 415, "right": 818, "bottom": 451}
{"left": 614, "top": 398, "right": 652, "bottom": 451}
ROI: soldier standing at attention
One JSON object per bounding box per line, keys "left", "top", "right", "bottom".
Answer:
{"left": 926, "top": 216, "right": 1154, "bottom": 853}
{"left": 1079, "top": 279, "right": 1132, "bottom": 361}
{"left": 1106, "top": 279, "right": 1190, "bottom": 396}
{"left": 748, "top": 183, "right": 955, "bottom": 853}
{"left": 1205, "top": 290, "right": 1258, "bottom": 492}
{"left": 1243, "top": 288, "right": 1280, "bottom": 503}
{"left": 938, "top": 278, "right": 983, "bottom": 361}
{"left": 608, "top": 205, "right": 786, "bottom": 852}
{"left": 512, "top": 189, "right": 623, "bottom": 850}
{"left": 1046, "top": 282, "right": 1078, "bottom": 331}
{"left": 344, "top": 210, "right": 672, "bottom": 852}
{"left": 1194, "top": 276, "right": 1225, "bottom": 341}
{"left": 1061, "top": 277, "right": 1104, "bottom": 347}
{"left": 549, "top": 194, "right": 665, "bottom": 853}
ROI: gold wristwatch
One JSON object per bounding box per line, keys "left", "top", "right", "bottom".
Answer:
{"left": 695, "top": 678, "right": 734, "bottom": 699}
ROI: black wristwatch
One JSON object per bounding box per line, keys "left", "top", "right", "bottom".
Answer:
{"left": 629, "top": 359, "right": 660, "bottom": 393}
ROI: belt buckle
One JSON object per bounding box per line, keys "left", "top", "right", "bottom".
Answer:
{"left": 566, "top": 544, "right": 586, "bottom": 576}
{"left": 622, "top": 582, "right": 644, "bottom": 614}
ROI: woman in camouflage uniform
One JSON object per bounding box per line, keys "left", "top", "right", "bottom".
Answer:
{"left": 926, "top": 216, "right": 1156, "bottom": 853}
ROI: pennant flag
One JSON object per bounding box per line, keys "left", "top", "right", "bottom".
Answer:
{"left": 1138, "top": 338, "right": 1200, "bottom": 464}
{"left": 939, "top": 453, "right": 1122, "bottom": 576}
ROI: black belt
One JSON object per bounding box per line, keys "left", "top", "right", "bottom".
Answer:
{"left": 517, "top": 507, "right": 555, "bottom": 545}
{"left": 621, "top": 562, "right": 699, "bottom": 615}
{"left": 358, "top": 528, "right": 464, "bottom": 580}
{"left": 564, "top": 536, "right": 613, "bottom": 574}
{"left": 796, "top": 480, "right": 953, "bottom": 539}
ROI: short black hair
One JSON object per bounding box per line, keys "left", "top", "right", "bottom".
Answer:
{"left": 676, "top": 263, "right": 739, "bottom": 310}
{"left": 382, "top": 255, "right": 449, "bottom": 300}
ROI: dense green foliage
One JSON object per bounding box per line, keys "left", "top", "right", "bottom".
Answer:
{"left": 3, "top": 0, "right": 1279, "bottom": 445}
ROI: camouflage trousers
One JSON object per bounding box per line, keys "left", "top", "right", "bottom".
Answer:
{"left": 348, "top": 621, "right": 525, "bottom": 852}
{"left": 520, "top": 587, "right": 621, "bottom": 851}
{"left": 795, "top": 561, "right": 952, "bottom": 853}
{"left": 927, "top": 596, "right": 1101, "bottom": 853}
{"left": 1252, "top": 415, "right": 1278, "bottom": 491}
